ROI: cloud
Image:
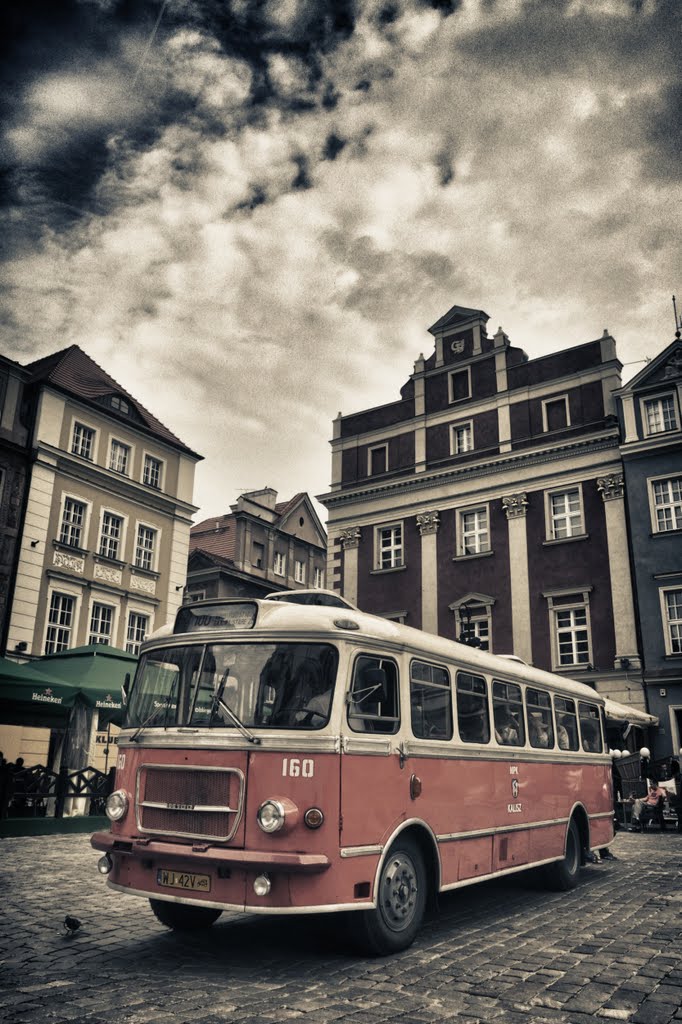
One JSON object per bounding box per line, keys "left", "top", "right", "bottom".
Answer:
{"left": 1, "top": 0, "right": 680, "bottom": 521}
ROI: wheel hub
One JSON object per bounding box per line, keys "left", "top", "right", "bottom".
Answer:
{"left": 382, "top": 854, "right": 418, "bottom": 930}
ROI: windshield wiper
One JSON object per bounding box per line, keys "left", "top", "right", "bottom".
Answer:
{"left": 129, "top": 703, "right": 175, "bottom": 743}
{"left": 210, "top": 678, "right": 261, "bottom": 745}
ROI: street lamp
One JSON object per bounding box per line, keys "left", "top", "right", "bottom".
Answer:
{"left": 458, "top": 602, "right": 481, "bottom": 648}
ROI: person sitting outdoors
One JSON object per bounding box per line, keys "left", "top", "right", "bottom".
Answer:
{"left": 630, "top": 781, "right": 667, "bottom": 831}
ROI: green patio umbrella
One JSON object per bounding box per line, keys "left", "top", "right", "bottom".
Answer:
{"left": 25, "top": 645, "right": 137, "bottom": 725}
{"left": 0, "top": 657, "right": 80, "bottom": 728}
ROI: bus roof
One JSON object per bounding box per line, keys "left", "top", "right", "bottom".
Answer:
{"left": 149, "top": 598, "right": 605, "bottom": 705}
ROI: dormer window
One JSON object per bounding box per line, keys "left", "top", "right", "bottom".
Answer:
{"left": 643, "top": 394, "right": 678, "bottom": 435}
{"left": 111, "top": 395, "right": 130, "bottom": 415}
{"left": 368, "top": 444, "right": 388, "bottom": 476}
{"left": 448, "top": 368, "right": 471, "bottom": 404}
{"left": 542, "top": 395, "right": 570, "bottom": 432}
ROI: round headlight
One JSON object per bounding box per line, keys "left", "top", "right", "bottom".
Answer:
{"left": 105, "top": 789, "right": 129, "bottom": 822}
{"left": 257, "top": 799, "right": 285, "bottom": 833}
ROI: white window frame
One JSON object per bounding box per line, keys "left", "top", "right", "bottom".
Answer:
{"left": 313, "top": 567, "right": 325, "bottom": 589}
{"left": 374, "top": 522, "right": 404, "bottom": 571}
{"left": 544, "top": 589, "right": 593, "bottom": 670}
{"left": 368, "top": 443, "right": 389, "bottom": 476}
{"left": 450, "top": 420, "right": 473, "bottom": 455}
{"left": 134, "top": 522, "right": 159, "bottom": 572}
{"left": 88, "top": 599, "right": 117, "bottom": 646}
{"left": 274, "top": 551, "right": 287, "bottom": 577}
{"left": 542, "top": 395, "right": 570, "bottom": 432}
{"left": 641, "top": 393, "right": 679, "bottom": 436}
{"left": 457, "top": 505, "right": 490, "bottom": 556}
{"left": 545, "top": 485, "right": 585, "bottom": 541}
{"left": 448, "top": 367, "right": 471, "bottom": 404}
{"left": 98, "top": 509, "right": 127, "bottom": 562}
{"left": 659, "top": 587, "right": 682, "bottom": 656}
{"left": 71, "top": 419, "right": 98, "bottom": 461}
{"left": 109, "top": 438, "right": 132, "bottom": 476}
{"left": 58, "top": 494, "right": 91, "bottom": 550}
{"left": 44, "top": 587, "right": 81, "bottom": 654}
{"left": 186, "top": 589, "right": 207, "bottom": 604}
{"left": 125, "top": 609, "right": 150, "bottom": 654}
{"left": 648, "top": 475, "right": 682, "bottom": 534}
{"left": 294, "top": 559, "right": 306, "bottom": 584}
{"left": 142, "top": 451, "right": 164, "bottom": 490}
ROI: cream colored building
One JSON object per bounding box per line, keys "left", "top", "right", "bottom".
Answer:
{"left": 5, "top": 345, "right": 202, "bottom": 659}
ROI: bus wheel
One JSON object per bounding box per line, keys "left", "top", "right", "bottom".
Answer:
{"left": 352, "top": 835, "right": 427, "bottom": 956}
{"left": 149, "top": 899, "right": 222, "bottom": 931}
{"left": 543, "top": 819, "right": 581, "bottom": 891}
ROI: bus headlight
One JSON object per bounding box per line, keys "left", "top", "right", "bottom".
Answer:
{"left": 257, "top": 799, "right": 286, "bottom": 833}
{"left": 257, "top": 798, "right": 298, "bottom": 834}
{"left": 105, "top": 789, "right": 129, "bottom": 822}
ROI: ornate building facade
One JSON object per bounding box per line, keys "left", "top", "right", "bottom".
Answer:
{"left": 320, "top": 304, "right": 645, "bottom": 714}
{"left": 4, "top": 345, "right": 202, "bottom": 658}
{"left": 615, "top": 332, "right": 682, "bottom": 757}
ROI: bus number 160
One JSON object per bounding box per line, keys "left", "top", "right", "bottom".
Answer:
{"left": 282, "top": 757, "right": 314, "bottom": 778}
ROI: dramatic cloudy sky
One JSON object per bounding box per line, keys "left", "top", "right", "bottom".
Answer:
{"left": 1, "top": 0, "right": 680, "bottom": 523}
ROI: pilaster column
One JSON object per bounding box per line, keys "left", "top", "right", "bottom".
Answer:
{"left": 417, "top": 511, "right": 440, "bottom": 635}
{"left": 502, "top": 492, "right": 532, "bottom": 664}
{"left": 597, "top": 474, "right": 641, "bottom": 669}
{"left": 340, "top": 527, "right": 361, "bottom": 607}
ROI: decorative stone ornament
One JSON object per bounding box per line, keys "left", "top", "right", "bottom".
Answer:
{"left": 597, "top": 474, "right": 625, "bottom": 501}
{"left": 502, "top": 493, "right": 528, "bottom": 519}
{"left": 339, "top": 527, "right": 361, "bottom": 549}
{"left": 416, "top": 511, "right": 440, "bottom": 536}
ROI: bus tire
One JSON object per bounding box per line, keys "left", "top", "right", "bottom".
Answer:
{"left": 543, "top": 819, "right": 581, "bottom": 891}
{"left": 351, "top": 835, "right": 427, "bottom": 956}
{"left": 149, "top": 898, "right": 222, "bottom": 931}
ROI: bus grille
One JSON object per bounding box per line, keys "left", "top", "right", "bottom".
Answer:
{"left": 136, "top": 765, "right": 245, "bottom": 842}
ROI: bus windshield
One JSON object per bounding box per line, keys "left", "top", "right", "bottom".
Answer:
{"left": 126, "top": 642, "right": 338, "bottom": 731}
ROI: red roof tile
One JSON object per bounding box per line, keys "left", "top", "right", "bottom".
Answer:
{"left": 25, "top": 345, "right": 200, "bottom": 457}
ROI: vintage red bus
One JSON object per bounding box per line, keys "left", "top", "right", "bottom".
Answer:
{"left": 91, "top": 596, "right": 614, "bottom": 954}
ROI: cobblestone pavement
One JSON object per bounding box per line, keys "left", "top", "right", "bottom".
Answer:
{"left": 0, "top": 830, "right": 680, "bottom": 1024}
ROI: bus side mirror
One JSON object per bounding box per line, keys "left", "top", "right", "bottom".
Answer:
{"left": 122, "top": 673, "right": 130, "bottom": 706}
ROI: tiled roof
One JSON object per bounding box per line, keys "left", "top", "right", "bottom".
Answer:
{"left": 189, "top": 515, "right": 237, "bottom": 560}
{"left": 274, "top": 492, "right": 306, "bottom": 517}
{"left": 24, "top": 345, "right": 200, "bottom": 457}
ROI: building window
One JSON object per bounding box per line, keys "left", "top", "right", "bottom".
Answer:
{"left": 542, "top": 395, "right": 570, "bottom": 432}
{"left": 89, "top": 603, "right": 114, "bottom": 646}
{"left": 662, "top": 589, "right": 682, "bottom": 655}
{"left": 99, "top": 512, "right": 124, "bottom": 561}
{"left": 450, "top": 422, "right": 473, "bottom": 455}
{"left": 109, "top": 439, "right": 130, "bottom": 475}
{"left": 252, "top": 542, "right": 265, "bottom": 568}
{"left": 651, "top": 477, "right": 682, "bottom": 533}
{"left": 274, "top": 551, "right": 287, "bottom": 576}
{"left": 545, "top": 589, "right": 593, "bottom": 670}
{"left": 643, "top": 395, "right": 678, "bottom": 435}
{"left": 448, "top": 368, "right": 471, "bottom": 404}
{"left": 45, "top": 593, "right": 75, "bottom": 654}
{"left": 375, "top": 523, "right": 404, "bottom": 570}
{"left": 143, "top": 454, "right": 162, "bottom": 489}
{"left": 313, "top": 567, "right": 324, "bottom": 589}
{"left": 59, "top": 498, "right": 87, "bottom": 548}
{"left": 134, "top": 525, "right": 157, "bottom": 571}
{"left": 186, "top": 589, "right": 206, "bottom": 603}
{"left": 458, "top": 506, "right": 489, "bottom": 555}
{"left": 126, "top": 612, "right": 149, "bottom": 655}
{"left": 547, "top": 487, "right": 583, "bottom": 540}
{"left": 368, "top": 444, "right": 388, "bottom": 476}
{"left": 111, "top": 395, "right": 130, "bottom": 415}
{"left": 294, "top": 559, "right": 306, "bottom": 583}
{"left": 71, "top": 422, "right": 95, "bottom": 460}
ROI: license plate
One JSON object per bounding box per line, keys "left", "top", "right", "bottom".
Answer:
{"left": 156, "top": 868, "right": 211, "bottom": 893}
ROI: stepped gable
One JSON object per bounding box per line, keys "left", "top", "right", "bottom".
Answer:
{"left": 24, "top": 344, "right": 200, "bottom": 457}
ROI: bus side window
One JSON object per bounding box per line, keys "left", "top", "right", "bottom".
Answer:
{"left": 410, "top": 661, "right": 453, "bottom": 740}
{"left": 492, "top": 680, "right": 525, "bottom": 746}
{"left": 456, "top": 672, "right": 490, "bottom": 744}
{"left": 348, "top": 656, "right": 400, "bottom": 735}
{"left": 554, "top": 696, "right": 579, "bottom": 751}
{"left": 578, "top": 701, "right": 603, "bottom": 753}
{"left": 527, "top": 688, "right": 554, "bottom": 749}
